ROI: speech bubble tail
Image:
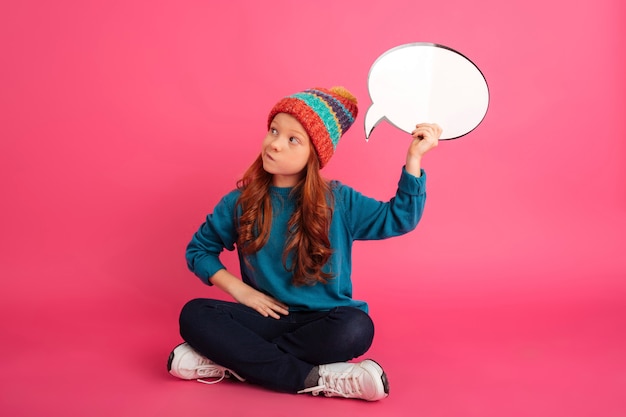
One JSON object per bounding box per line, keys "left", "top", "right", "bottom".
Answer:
{"left": 364, "top": 104, "right": 385, "bottom": 142}
{"left": 365, "top": 123, "right": 375, "bottom": 142}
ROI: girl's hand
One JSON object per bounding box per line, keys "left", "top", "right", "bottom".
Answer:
{"left": 406, "top": 123, "right": 442, "bottom": 177}
{"left": 210, "top": 269, "right": 289, "bottom": 319}
{"left": 230, "top": 282, "right": 290, "bottom": 320}
{"left": 231, "top": 284, "right": 289, "bottom": 320}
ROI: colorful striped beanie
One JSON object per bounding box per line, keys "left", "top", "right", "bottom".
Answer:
{"left": 267, "top": 86, "right": 358, "bottom": 168}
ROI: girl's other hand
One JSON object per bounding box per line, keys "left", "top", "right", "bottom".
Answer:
{"left": 409, "top": 123, "right": 441, "bottom": 158}
{"left": 405, "top": 123, "right": 442, "bottom": 177}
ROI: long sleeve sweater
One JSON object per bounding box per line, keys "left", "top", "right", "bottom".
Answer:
{"left": 186, "top": 167, "right": 427, "bottom": 313}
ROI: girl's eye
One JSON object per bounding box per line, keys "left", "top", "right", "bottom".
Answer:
{"left": 271, "top": 128, "right": 278, "bottom": 135}
{"left": 289, "top": 136, "right": 300, "bottom": 144}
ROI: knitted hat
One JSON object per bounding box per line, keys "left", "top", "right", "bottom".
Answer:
{"left": 267, "top": 87, "right": 358, "bottom": 168}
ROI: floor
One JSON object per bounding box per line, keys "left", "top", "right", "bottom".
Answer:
{"left": 2, "top": 271, "right": 624, "bottom": 417}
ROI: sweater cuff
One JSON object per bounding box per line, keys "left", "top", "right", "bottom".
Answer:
{"left": 398, "top": 166, "right": 426, "bottom": 195}
{"left": 195, "top": 260, "right": 226, "bottom": 286}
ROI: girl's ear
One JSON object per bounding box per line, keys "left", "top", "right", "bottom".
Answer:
{"left": 307, "top": 145, "right": 320, "bottom": 171}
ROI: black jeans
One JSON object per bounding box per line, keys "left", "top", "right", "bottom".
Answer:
{"left": 178, "top": 298, "right": 375, "bottom": 393}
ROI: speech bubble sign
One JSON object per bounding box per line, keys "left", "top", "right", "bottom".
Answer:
{"left": 365, "top": 43, "right": 489, "bottom": 140}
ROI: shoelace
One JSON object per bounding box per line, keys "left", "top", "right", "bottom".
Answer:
{"left": 321, "top": 371, "right": 363, "bottom": 397}
{"left": 194, "top": 360, "right": 245, "bottom": 385}
{"left": 299, "top": 371, "right": 363, "bottom": 398}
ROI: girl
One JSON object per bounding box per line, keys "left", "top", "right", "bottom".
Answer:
{"left": 168, "top": 86, "right": 441, "bottom": 401}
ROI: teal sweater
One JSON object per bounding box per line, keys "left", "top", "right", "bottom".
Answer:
{"left": 186, "top": 167, "right": 427, "bottom": 313}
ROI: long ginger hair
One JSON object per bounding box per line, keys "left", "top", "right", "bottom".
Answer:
{"left": 235, "top": 148, "right": 334, "bottom": 286}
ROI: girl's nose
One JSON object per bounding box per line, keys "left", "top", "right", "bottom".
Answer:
{"left": 270, "top": 137, "right": 282, "bottom": 151}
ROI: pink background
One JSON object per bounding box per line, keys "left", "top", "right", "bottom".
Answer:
{"left": 1, "top": 0, "right": 625, "bottom": 416}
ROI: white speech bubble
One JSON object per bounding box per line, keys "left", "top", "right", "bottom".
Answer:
{"left": 365, "top": 43, "right": 489, "bottom": 140}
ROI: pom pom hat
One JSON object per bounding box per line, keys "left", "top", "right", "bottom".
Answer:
{"left": 268, "top": 87, "right": 358, "bottom": 168}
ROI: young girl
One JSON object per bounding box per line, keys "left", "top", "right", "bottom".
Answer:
{"left": 168, "top": 86, "right": 441, "bottom": 401}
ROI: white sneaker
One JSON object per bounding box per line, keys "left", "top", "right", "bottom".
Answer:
{"left": 298, "top": 359, "right": 389, "bottom": 401}
{"left": 167, "top": 343, "right": 245, "bottom": 384}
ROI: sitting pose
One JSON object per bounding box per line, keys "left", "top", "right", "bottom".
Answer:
{"left": 168, "top": 86, "right": 441, "bottom": 401}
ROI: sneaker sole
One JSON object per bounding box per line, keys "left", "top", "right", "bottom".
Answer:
{"left": 167, "top": 349, "right": 176, "bottom": 372}
{"left": 364, "top": 359, "right": 389, "bottom": 396}
{"left": 167, "top": 343, "right": 191, "bottom": 377}
{"left": 167, "top": 342, "right": 186, "bottom": 372}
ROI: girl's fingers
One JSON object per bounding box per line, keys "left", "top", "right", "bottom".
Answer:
{"left": 412, "top": 123, "right": 442, "bottom": 139}
{"left": 258, "top": 298, "right": 289, "bottom": 319}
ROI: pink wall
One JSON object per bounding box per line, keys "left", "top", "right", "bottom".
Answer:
{"left": 3, "top": 0, "right": 624, "bottom": 307}
{"left": 1, "top": 0, "right": 624, "bottom": 415}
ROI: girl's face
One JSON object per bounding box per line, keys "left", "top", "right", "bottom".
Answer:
{"left": 262, "top": 113, "right": 312, "bottom": 187}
